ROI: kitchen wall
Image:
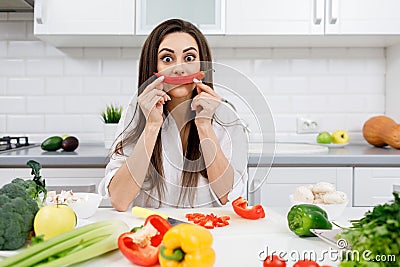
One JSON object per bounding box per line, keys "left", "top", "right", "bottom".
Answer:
{"left": 0, "top": 15, "right": 385, "bottom": 144}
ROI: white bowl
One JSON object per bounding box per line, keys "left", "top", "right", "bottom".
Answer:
{"left": 289, "top": 195, "right": 348, "bottom": 220}
{"left": 67, "top": 193, "right": 103, "bottom": 219}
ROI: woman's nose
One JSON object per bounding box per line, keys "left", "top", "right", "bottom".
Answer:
{"left": 173, "top": 66, "right": 185, "bottom": 76}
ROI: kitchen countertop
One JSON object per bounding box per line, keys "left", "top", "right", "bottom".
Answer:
{"left": 0, "top": 143, "right": 400, "bottom": 167}
{"left": 42, "top": 206, "right": 369, "bottom": 267}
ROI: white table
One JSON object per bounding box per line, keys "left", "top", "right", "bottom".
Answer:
{"left": 74, "top": 206, "right": 369, "bottom": 267}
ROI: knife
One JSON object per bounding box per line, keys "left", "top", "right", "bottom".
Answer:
{"left": 131, "top": 206, "right": 187, "bottom": 226}
{"left": 310, "top": 228, "right": 348, "bottom": 248}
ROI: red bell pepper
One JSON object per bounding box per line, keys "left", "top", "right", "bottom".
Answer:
{"left": 118, "top": 215, "right": 172, "bottom": 266}
{"left": 185, "top": 213, "right": 230, "bottom": 229}
{"left": 153, "top": 70, "right": 208, "bottom": 85}
{"left": 232, "top": 196, "right": 265, "bottom": 220}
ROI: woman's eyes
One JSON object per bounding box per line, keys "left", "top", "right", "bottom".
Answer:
{"left": 161, "top": 54, "right": 196, "bottom": 63}
{"left": 185, "top": 54, "right": 196, "bottom": 62}
{"left": 162, "top": 56, "right": 173, "bottom": 63}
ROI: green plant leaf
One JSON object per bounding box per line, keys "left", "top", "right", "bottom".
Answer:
{"left": 101, "top": 104, "right": 122, "bottom": 124}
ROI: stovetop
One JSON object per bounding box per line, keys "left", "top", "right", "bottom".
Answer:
{"left": 0, "top": 136, "right": 39, "bottom": 154}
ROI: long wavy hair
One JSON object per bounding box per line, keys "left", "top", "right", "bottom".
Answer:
{"left": 114, "top": 19, "right": 214, "bottom": 207}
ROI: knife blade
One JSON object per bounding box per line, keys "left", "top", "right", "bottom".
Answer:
{"left": 310, "top": 228, "right": 346, "bottom": 248}
{"left": 131, "top": 206, "right": 187, "bottom": 226}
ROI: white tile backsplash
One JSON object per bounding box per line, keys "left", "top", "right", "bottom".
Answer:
{"left": 7, "top": 115, "right": 44, "bottom": 133}
{"left": 0, "top": 20, "right": 387, "bottom": 143}
{"left": 46, "top": 77, "right": 83, "bottom": 95}
{"left": 0, "top": 96, "right": 25, "bottom": 114}
{"left": 64, "top": 58, "right": 100, "bottom": 76}
{"left": 0, "top": 41, "right": 7, "bottom": 57}
{"left": 26, "top": 59, "right": 63, "bottom": 76}
{"left": 8, "top": 78, "right": 45, "bottom": 95}
{"left": 8, "top": 41, "right": 45, "bottom": 57}
{"left": 26, "top": 96, "right": 64, "bottom": 114}
{"left": 0, "top": 59, "right": 25, "bottom": 76}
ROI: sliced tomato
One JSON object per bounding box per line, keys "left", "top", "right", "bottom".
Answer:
{"left": 293, "top": 259, "right": 320, "bottom": 267}
{"left": 263, "top": 255, "right": 286, "bottom": 267}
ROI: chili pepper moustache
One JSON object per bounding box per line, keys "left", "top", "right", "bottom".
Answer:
{"left": 232, "top": 196, "right": 266, "bottom": 220}
{"left": 153, "top": 70, "right": 208, "bottom": 85}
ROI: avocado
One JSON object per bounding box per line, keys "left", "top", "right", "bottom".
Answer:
{"left": 41, "top": 136, "right": 63, "bottom": 151}
{"left": 61, "top": 136, "right": 79, "bottom": 152}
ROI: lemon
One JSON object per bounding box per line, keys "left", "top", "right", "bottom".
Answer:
{"left": 34, "top": 204, "right": 77, "bottom": 240}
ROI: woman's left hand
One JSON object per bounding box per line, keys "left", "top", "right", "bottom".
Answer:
{"left": 192, "top": 79, "right": 222, "bottom": 127}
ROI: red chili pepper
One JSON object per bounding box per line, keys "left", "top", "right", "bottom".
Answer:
{"left": 185, "top": 212, "right": 230, "bottom": 229}
{"left": 232, "top": 196, "right": 265, "bottom": 220}
{"left": 118, "top": 215, "right": 172, "bottom": 266}
{"left": 153, "top": 70, "right": 206, "bottom": 85}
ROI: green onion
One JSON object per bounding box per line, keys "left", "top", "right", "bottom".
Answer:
{"left": 0, "top": 220, "right": 128, "bottom": 267}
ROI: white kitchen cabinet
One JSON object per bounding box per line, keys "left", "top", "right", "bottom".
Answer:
{"left": 326, "top": 0, "right": 400, "bottom": 34}
{"left": 0, "top": 168, "right": 111, "bottom": 207}
{"left": 226, "top": 0, "right": 322, "bottom": 35}
{"left": 135, "top": 0, "right": 225, "bottom": 35}
{"left": 227, "top": 0, "right": 400, "bottom": 35}
{"left": 34, "top": 0, "right": 136, "bottom": 47}
{"left": 354, "top": 167, "right": 400, "bottom": 207}
{"left": 34, "top": 0, "right": 134, "bottom": 34}
{"left": 248, "top": 167, "right": 353, "bottom": 207}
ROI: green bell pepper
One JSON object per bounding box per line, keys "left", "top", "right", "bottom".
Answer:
{"left": 287, "top": 204, "right": 332, "bottom": 237}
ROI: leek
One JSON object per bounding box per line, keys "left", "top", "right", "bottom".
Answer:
{"left": 0, "top": 219, "right": 128, "bottom": 267}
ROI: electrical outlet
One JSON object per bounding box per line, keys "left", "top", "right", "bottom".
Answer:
{"left": 297, "top": 117, "right": 320, "bottom": 134}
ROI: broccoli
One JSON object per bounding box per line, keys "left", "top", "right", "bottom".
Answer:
{"left": 0, "top": 195, "right": 38, "bottom": 250}
{"left": 0, "top": 160, "right": 46, "bottom": 250}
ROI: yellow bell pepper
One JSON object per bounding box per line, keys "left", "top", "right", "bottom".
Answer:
{"left": 158, "top": 224, "right": 215, "bottom": 267}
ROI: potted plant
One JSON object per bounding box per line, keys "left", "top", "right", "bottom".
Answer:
{"left": 101, "top": 104, "right": 122, "bottom": 149}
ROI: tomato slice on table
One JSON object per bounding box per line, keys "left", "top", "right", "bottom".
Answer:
{"left": 293, "top": 259, "right": 321, "bottom": 267}
{"left": 263, "top": 255, "right": 287, "bottom": 267}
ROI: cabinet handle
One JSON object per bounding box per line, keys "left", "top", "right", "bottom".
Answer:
{"left": 313, "top": 0, "right": 323, "bottom": 25}
{"left": 35, "top": 0, "right": 43, "bottom": 24}
{"left": 328, "top": 0, "right": 338, "bottom": 24}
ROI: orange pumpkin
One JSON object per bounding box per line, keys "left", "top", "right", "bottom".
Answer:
{"left": 382, "top": 124, "right": 400, "bottom": 149}
{"left": 362, "top": 116, "right": 396, "bottom": 147}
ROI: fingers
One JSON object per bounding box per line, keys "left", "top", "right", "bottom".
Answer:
{"left": 140, "top": 89, "right": 170, "bottom": 115}
{"left": 193, "top": 78, "right": 220, "bottom": 98}
{"left": 142, "top": 75, "right": 165, "bottom": 94}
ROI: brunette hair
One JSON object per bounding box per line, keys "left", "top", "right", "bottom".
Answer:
{"left": 114, "top": 19, "right": 213, "bottom": 207}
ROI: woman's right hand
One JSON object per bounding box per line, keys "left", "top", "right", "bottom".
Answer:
{"left": 138, "top": 76, "right": 170, "bottom": 127}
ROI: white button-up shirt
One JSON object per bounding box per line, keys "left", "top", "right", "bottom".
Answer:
{"left": 99, "top": 96, "right": 248, "bottom": 208}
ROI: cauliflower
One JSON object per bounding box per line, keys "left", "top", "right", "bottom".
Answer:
{"left": 293, "top": 186, "right": 314, "bottom": 203}
{"left": 323, "top": 191, "right": 347, "bottom": 204}
{"left": 312, "top": 182, "right": 335, "bottom": 194}
{"left": 292, "top": 182, "right": 348, "bottom": 205}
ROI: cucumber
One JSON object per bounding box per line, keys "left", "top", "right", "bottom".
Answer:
{"left": 41, "top": 136, "right": 63, "bottom": 151}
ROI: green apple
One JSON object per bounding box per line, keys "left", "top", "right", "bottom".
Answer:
{"left": 61, "top": 134, "right": 70, "bottom": 140}
{"left": 332, "top": 130, "right": 349, "bottom": 144}
{"left": 33, "top": 204, "right": 77, "bottom": 240}
{"left": 317, "top": 132, "right": 333, "bottom": 144}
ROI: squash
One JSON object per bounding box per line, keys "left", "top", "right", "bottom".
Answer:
{"left": 362, "top": 116, "right": 396, "bottom": 147}
{"left": 382, "top": 124, "right": 400, "bottom": 149}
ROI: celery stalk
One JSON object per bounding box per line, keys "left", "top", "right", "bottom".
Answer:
{"left": 0, "top": 220, "right": 128, "bottom": 267}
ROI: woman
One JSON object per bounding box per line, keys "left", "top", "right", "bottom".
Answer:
{"left": 100, "top": 19, "right": 248, "bottom": 211}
